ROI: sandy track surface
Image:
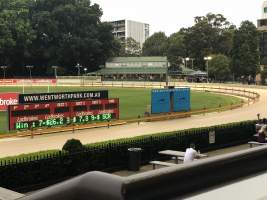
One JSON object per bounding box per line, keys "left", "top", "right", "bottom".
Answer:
{"left": 0, "top": 85, "right": 266, "bottom": 158}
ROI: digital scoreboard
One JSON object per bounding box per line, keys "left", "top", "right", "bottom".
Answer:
{"left": 8, "top": 98, "right": 119, "bottom": 131}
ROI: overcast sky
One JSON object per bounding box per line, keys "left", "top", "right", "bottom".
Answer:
{"left": 91, "top": 0, "right": 264, "bottom": 36}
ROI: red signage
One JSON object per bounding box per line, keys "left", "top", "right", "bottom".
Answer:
{"left": 8, "top": 98, "right": 119, "bottom": 130}
{"left": 0, "top": 80, "right": 17, "bottom": 85}
{"left": 0, "top": 79, "right": 57, "bottom": 85}
{"left": 0, "top": 93, "right": 19, "bottom": 111}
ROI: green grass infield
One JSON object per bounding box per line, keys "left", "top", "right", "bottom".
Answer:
{"left": 0, "top": 86, "right": 242, "bottom": 133}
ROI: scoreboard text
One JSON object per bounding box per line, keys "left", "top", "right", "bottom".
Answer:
{"left": 8, "top": 99, "right": 119, "bottom": 130}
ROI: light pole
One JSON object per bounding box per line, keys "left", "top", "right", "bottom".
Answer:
{"left": 0, "top": 66, "right": 7, "bottom": 79}
{"left": 191, "top": 58, "right": 195, "bottom": 70}
{"left": 185, "top": 57, "right": 190, "bottom": 68}
{"left": 52, "top": 66, "right": 58, "bottom": 78}
{"left": 204, "top": 56, "right": 212, "bottom": 83}
{"left": 75, "top": 63, "right": 82, "bottom": 77}
{"left": 25, "top": 65, "right": 34, "bottom": 79}
{"left": 83, "top": 67, "right": 87, "bottom": 86}
{"left": 165, "top": 61, "right": 169, "bottom": 87}
{"left": 84, "top": 67, "right": 87, "bottom": 75}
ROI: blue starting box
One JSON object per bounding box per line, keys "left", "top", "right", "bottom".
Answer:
{"left": 151, "top": 88, "right": 190, "bottom": 114}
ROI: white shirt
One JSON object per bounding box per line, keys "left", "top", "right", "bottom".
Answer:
{"left": 183, "top": 148, "right": 197, "bottom": 163}
{"left": 259, "top": 125, "right": 267, "bottom": 136}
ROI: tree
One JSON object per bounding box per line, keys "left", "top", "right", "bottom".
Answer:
{"left": 231, "top": 21, "right": 260, "bottom": 79}
{"left": 119, "top": 37, "right": 142, "bottom": 57}
{"left": 142, "top": 32, "right": 168, "bottom": 56}
{"left": 30, "top": 0, "right": 117, "bottom": 74}
{"left": 62, "top": 139, "right": 84, "bottom": 153}
{"left": 208, "top": 54, "right": 231, "bottom": 81}
{"left": 260, "top": 70, "right": 267, "bottom": 85}
{"left": 167, "top": 32, "right": 186, "bottom": 69}
{"left": 0, "top": 0, "right": 119, "bottom": 76}
{"left": 0, "top": 0, "right": 36, "bottom": 76}
{"left": 183, "top": 13, "right": 235, "bottom": 70}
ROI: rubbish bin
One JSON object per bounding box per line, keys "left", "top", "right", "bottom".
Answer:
{"left": 128, "top": 148, "right": 142, "bottom": 171}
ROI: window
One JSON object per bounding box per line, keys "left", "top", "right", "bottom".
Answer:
{"left": 259, "top": 19, "right": 267, "bottom": 26}
{"left": 264, "top": 7, "right": 267, "bottom": 13}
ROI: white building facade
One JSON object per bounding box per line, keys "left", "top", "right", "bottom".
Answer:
{"left": 110, "top": 20, "right": 149, "bottom": 47}
{"left": 257, "top": 1, "right": 267, "bottom": 84}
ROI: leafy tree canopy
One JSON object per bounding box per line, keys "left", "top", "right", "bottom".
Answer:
{"left": 142, "top": 32, "right": 168, "bottom": 56}
{"left": 208, "top": 54, "right": 231, "bottom": 81}
{"left": 119, "top": 37, "right": 142, "bottom": 57}
{"left": 183, "top": 13, "right": 235, "bottom": 70}
{"left": 167, "top": 31, "right": 186, "bottom": 69}
{"left": 0, "top": 0, "right": 119, "bottom": 76}
{"left": 231, "top": 21, "right": 260, "bottom": 78}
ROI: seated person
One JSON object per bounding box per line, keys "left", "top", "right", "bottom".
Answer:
{"left": 183, "top": 143, "right": 201, "bottom": 163}
{"left": 257, "top": 131, "right": 266, "bottom": 143}
{"left": 256, "top": 119, "right": 267, "bottom": 132}
{"left": 257, "top": 125, "right": 267, "bottom": 143}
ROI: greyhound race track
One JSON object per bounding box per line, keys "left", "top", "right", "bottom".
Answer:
{"left": 0, "top": 84, "right": 266, "bottom": 158}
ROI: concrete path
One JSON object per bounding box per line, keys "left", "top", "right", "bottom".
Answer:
{"left": 184, "top": 171, "right": 267, "bottom": 200}
{"left": 0, "top": 187, "right": 24, "bottom": 200}
{"left": 0, "top": 85, "right": 266, "bottom": 158}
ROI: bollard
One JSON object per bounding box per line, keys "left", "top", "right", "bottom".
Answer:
{"left": 30, "top": 126, "right": 34, "bottom": 139}
{"left": 203, "top": 106, "right": 206, "bottom": 115}
{"left": 107, "top": 119, "right": 110, "bottom": 128}
{"left": 218, "top": 104, "right": 222, "bottom": 113}
{"left": 137, "top": 115, "right": 141, "bottom": 126}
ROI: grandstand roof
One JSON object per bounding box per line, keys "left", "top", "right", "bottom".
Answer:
{"left": 96, "top": 67, "right": 166, "bottom": 75}
{"left": 107, "top": 57, "right": 168, "bottom": 63}
{"left": 180, "top": 66, "right": 195, "bottom": 75}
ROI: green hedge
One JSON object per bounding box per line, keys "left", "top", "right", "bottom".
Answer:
{"left": 0, "top": 120, "right": 256, "bottom": 191}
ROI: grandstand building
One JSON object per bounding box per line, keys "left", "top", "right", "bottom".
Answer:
{"left": 92, "top": 56, "right": 206, "bottom": 82}
{"left": 258, "top": 1, "right": 267, "bottom": 66}
{"left": 96, "top": 57, "right": 168, "bottom": 81}
{"left": 257, "top": 1, "right": 267, "bottom": 84}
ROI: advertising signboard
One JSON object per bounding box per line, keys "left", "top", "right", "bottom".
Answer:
{"left": 8, "top": 98, "right": 119, "bottom": 130}
{"left": 19, "top": 90, "right": 108, "bottom": 104}
{"left": 209, "top": 130, "right": 216, "bottom": 144}
{"left": 0, "top": 93, "right": 19, "bottom": 111}
{"left": 0, "top": 80, "right": 17, "bottom": 85}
